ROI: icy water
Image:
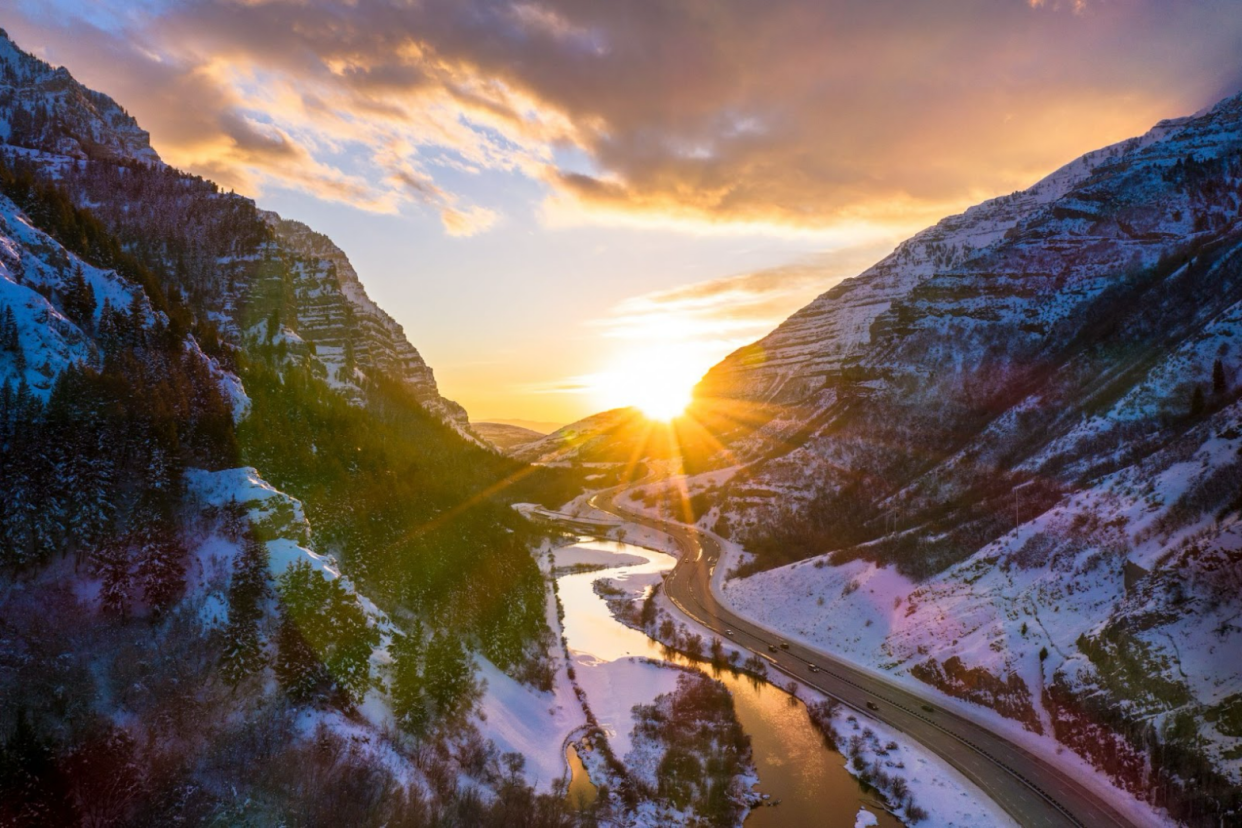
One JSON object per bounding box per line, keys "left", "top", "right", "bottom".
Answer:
{"left": 557, "top": 538, "right": 900, "bottom": 828}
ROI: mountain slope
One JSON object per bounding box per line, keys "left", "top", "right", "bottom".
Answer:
{"left": 0, "top": 29, "right": 580, "bottom": 825}
{"left": 695, "top": 114, "right": 1189, "bottom": 412}
{"left": 647, "top": 91, "right": 1242, "bottom": 825}
{"left": 0, "top": 29, "right": 469, "bottom": 435}
{"left": 0, "top": 28, "right": 160, "bottom": 165}
{"left": 261, "top": 212, "right": 472, "bottom": 431}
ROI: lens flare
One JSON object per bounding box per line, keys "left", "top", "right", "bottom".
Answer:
{"left": 592, "top": 347, "right": 701, "bottom": 421}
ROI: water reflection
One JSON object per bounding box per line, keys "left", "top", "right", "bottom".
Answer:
{"left": 556, "top": 538, "right": 900, "bottom": 828}
{"left": 565, "top": 744, "right": 598, "bottom": 811}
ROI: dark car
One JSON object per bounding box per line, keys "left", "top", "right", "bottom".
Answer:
{"left": 768, "top": 644, "right": 778, "bottom": 653}
{"left": 866, "top": 701, "right": 879, "bottom": 712}
{"left": 779, "top": 641, "right": 790, "bottom": 650}
{"left": 921, "top": 704, "right": 935, "bottom": 714}
{"left": 808, "top": 664, "right": 820, "bottom": 673}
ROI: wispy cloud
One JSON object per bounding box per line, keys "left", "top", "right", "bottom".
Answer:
{"left": 525, "top": 241, "right": 895, "bottom": 412}
{"left": 591, "top": 243, "right": 895, "bottom": 349}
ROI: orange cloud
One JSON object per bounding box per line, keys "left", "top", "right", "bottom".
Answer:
{"left": 8, "top": 0, "right": 1242, "bottom": 235}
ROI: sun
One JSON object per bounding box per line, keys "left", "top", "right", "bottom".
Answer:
{"left": 632, "top": 375, "right": 693, "bottom": 421}
{"left": 593, "top": 348, "right": 701, "bottom": 421}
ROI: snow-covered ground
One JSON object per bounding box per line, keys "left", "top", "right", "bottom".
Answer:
{"left": 186, "top": 466, "right": 405, "bottom": 726}
{"left": 474, "top": 537, "right": 591, "bottom": 791}
{"left": 578, "top": 656, "right": 684, "bottom": 760}
{"left": 711, "top": 537, "right": 1181, "bottom": 828}
{"left": 475, "top": 656, "right": 584, "bottom": 789}
{"left": 543, "top": 506, "right": 1040, "bottom": 828}
{"left": 553, "top": 542, "right": 648, "bottom": 570}
{"left": 822, "top": 696, "right": 1019, "bottom": 828}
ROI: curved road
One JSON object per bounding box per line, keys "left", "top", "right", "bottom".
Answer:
{"left": 583, "top": 487, "right": 1144, "bottom": 828}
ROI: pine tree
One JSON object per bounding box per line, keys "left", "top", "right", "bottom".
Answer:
{"left": 95, "top": 538, "right": 131, "bottom": 619}
{"left": 274, "top": 608, "right": 326, "bottom": 703}
{"left": 133, "top": 513, "right": 186, "bottom": 617}
{"left": 1190, "top": 385, "right": 1206, "bottom": 417}
{"left": 69, "top": 431, "right": 115, "bottom": 563}
{"left": 1213, "top": 358, "right": 1227, "bottom": 395}
{"left": 11, "top": 331, "right": 24, "bottom": 373}
{"left": 3, "top": 385, "right": 42, "bottom": 567}
{"left": 96, "top": 299, "right": 120, "bottom": 352}
{"left": 62, "top": 264, "right": 96, "bottom": 328}
{"left": 219, "top": 500, "right": 249, "bottom": 543}
{"left": 0, "top": 305, "right": 17, "bottom": 350}
{"left": 390, "top": 621, "right": 431, "bottom": 737}
{"left": 425, "top": 630, "right": 474, "bottom": 726}
{"left": 220, "top": 531, "right": 270, "bottom": 684}
{"left": 277, "top": 560, "right": 378, "bottom": 705}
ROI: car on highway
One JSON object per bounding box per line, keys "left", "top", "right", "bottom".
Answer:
{"left": 768, "top": 644, "right": 778, "bottom": 653}
{"left": 725, "top": 629, "right": 733, "bottom": 637}
{"left": 808, "top": 664, "right": 820, "bottom": 673}
{"left": 779, "top": 641, "right": 790, "bottom": 650}
{"left": 866, "top": 701, "right": 879, "bottom": 712}
{"left": 921, "top": 704, "right": 935, "bottom": 713}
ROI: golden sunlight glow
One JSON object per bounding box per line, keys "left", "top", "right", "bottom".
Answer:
{"left": 592, "top": 348, "right": 703, "bottom": 421}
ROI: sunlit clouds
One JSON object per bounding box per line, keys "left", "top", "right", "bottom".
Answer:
{"left": 9, "top": 0, "right": 1242, "bottom": 236}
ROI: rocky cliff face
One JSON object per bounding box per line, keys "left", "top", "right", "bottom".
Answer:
{"left": 695, "top": 115, "right": 1189, "bottom": 411}
{"left": 0, "top": 29, "right": 160, "bottom": 165}
{"left": 702, "top": 91, "right": 1242, "bottom": 551}
{"left": 261, "top": 213, "right": 471, "bottom": 429}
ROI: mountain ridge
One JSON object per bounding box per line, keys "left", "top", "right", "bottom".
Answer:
{"left": 0, "top": 28, "right": 472, "bottom": 436}
{"left": 626, "top": 87, "right": 1242, "bottom": 824}
{"left": 0, "top": 26, "right": 580, "bottom": 826}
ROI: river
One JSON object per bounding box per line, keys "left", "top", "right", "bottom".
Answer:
{"left": 556, "top": 537, "right": 901, "bottom": 827}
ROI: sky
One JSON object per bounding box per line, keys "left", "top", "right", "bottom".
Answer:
{"left": 4, "top": 0, "right": 1242, "bottom": 424}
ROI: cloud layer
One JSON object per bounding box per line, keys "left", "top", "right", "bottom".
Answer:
{"left": 9, "top": 0, "right": 1242, "bottom": 235}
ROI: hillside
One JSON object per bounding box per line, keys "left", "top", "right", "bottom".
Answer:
{"left": 473, "top": 421, "right": 546, "bottom": 451}
{"left": 0, "top": 29, "right": 580, "bottom": 825}
{"left": 632, "top": 90, "right": 1242, "bottom": 825}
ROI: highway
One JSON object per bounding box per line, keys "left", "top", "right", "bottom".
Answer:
{"left": 581, "top": 486, "right": 1145, "bottom": 828}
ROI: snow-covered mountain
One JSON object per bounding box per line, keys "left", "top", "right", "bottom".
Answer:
{"left": 0, "top": 28, "right": 570, "bottom": 825}
{"left": 696, "top": 116, "right": 1190, "bottom": 412}
{"left": 0, "top": 29, "right": 470, "bottom": 435}
{"left": 663, "top": 91, "right": 1242, "bottom": 823}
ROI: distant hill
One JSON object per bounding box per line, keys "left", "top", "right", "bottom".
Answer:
{"left": 473, "top": 417, "right": 564, "bottom": 434}
{"left": 472, "top": 422, "right": 546, "bottom": 451}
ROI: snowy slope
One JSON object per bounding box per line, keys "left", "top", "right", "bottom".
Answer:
{"left": 695, "top": 114, "right": 1189, "bottom": 411}
{"left": 0, "top": 29, "right": 471, "bottom": 430}
{"left": 659, "top": 90, "right": 1242, "bottom": 821}
{"left": 0, "top": 192, "right": 154, "bottom": 393}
